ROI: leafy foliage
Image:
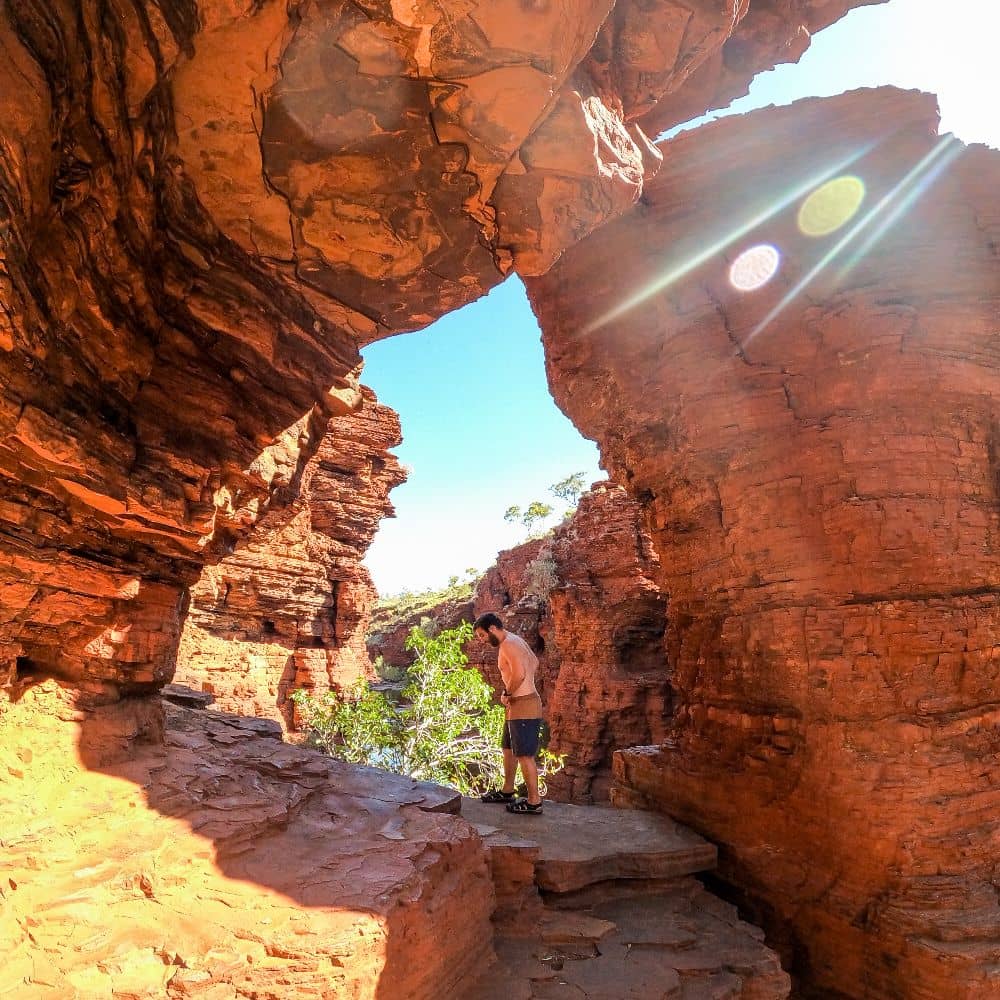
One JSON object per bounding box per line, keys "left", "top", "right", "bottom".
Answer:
{"left": 504, "top": 472, "right": 587, "bottom": 539}
{"left": 294, "top": 623, "right": 565, "bottom": 796}
{"left": 504, "top": 499, "right": 554, "bottom": 536}
{"left": 371, "top": 653, "right": 407, "bottom": 683}
{"left": 550, "top": 471, "right": 587, "bottom": 509}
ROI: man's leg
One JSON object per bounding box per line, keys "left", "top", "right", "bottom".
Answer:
{"left": 502, "top": 747, "right": 518, "bottom": 793}
{"left": 518, "top": 754, "right": 541, "bottom": 806}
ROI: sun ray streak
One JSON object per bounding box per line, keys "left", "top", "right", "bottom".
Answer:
{"left": 743, "top": 136, "right": 960, "bottom": 347}
{"left": 584, "top": 144, "right": 877, "bottom": 333}
{"left": 834, "top": 143, "right": 964, "bottom": 284}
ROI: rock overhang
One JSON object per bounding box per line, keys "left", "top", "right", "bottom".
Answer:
{"left": 0, "top": 0, "right": 874, "bottom": 697}
{"left": 167, "top": 0, "right": 875, "bottom": 336}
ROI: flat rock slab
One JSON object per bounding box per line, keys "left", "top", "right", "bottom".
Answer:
{"left": 457, "top": 879, "right": 791, "bottom": 1000}
{"left": 462, "top": 798, "right": 716, "bottom": 892}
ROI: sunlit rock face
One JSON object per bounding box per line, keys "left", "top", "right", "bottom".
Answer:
{"left": 174, "top": 388, "right": 405, "bottom": 730}
{"left": 0, "top": 5, "right": 362, "bottom": 702}
{"left": 0, "top": 681, "right": 495, "bottom": 998}
{"left": 0, "top": 0, "right": 869, "bottom": 704}
{"left": 631, "top": 0, "right": 886, "bottom": 139}
{"left": 527, "top": 87, "right": 1000, "bottom": 997}
{"left": 171, "top": 0, "right": 876, "bottom": 324}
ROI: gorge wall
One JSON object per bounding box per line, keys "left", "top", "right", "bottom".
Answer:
{"left": 527, "top": 88, "right": 1000, "bottom": 997}
{"left": 174, "top": 388, "right": 405, "bottom": 730}
{"left": 0, "top": 0, "right": 365, "bottom": 701}
{"left": 7, "top": 1, "right": 980, "bottom": 997}
{"left": 1, "top": 0, "right": 869, "bottom": 704}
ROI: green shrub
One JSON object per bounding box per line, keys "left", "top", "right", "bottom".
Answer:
{"left": 372, "top": 654, "right": 407, "bottom": 683}
{"left": 294, "top": 621, "right": 564, "bottom": 796}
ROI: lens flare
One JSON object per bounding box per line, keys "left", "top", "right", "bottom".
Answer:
{"left": 797, "top": 176, "right": 866, "bottom": 236}
{"left": 584, "top": 144, "right": 876, "bottom": 332}
{"left": 746, "top": 136, "right": 960, "bottom": 348}
{"left": 835, "top": 141, "right": 963, "bottom": 283}
{"left": 729, "top": 244, "right": 780, "bottom": 291}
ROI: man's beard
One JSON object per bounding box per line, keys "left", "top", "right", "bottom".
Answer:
{"left": 488, "top": 634, "right": 500, "bottom": 648}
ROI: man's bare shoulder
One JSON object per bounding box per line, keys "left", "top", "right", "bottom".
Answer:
{"left": 503, "top": 632, "right": 537, "bottom": 661}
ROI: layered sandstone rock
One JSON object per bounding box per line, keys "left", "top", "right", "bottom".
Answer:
{"left": 0, "top": 0, "right": 868, "bottom": 705}
{"left": 461, "top": 797, "right": 790, "bottom": 999}
{"left": 631, "top": 0, "right": 886, "bottom": 139}
{"left": 544, "top": 484, "right": 672, "bottom": 803}
{"left": 370, "top": 485, "right": 673, "bottom": 803}
{"left": 0, "top": 3, "right": 363, "bottom": 702}
{"left": 0, "top": 680, "right": 495, "bottom": 999}
{"left": 174, "top": 388, "right": 405, "bottom": 729}
{"left": 2, "top": 677, "right": 791, "bottom": 999}
{"left": 528, "top": 88, "right": 1000, "bottom": 997}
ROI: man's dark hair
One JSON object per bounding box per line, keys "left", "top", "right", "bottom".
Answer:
{"left": 473, "top": 612, "right": 503, "bottom": 632}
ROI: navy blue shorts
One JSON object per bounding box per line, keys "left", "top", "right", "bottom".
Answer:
{"left": 502, "top": 718, "right": 545, "bottom": 758}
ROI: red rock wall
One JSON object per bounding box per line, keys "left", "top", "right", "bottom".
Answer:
{"left": 544, "top": 484, "right": 672, "bottom": 803}
{"left": 527, "top": 88, "right": 1000, "bottom": 997}
{"left": 631, "top": 0, "right": 885, "bottom": 139}
{"left": 369, "top": 485, "right": 673, "bottom": 803}
{"left": 0, "top": 0, "right": 872, "bottom": 703}
{"left": 174, "top": 388, "right": 405, "bottom": 730}
{"left": 0, "top": 3, "right": 363, "bottom": 702}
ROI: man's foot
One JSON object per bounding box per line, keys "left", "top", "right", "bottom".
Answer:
{"left": 506, "top": 798, "right": 543, "bottom": 815}
{"left": 480, "top": 789, "right": 516, "bottom": 804}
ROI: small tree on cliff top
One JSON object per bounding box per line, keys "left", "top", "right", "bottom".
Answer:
{"left": 550, "top": 471, "right": 586, "bottom": 510}
{"left": 504, "top": 471, "right": 588, "bottom": 540}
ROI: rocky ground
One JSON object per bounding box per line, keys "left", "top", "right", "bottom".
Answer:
{"left": 459, "top": 798, "right": 790, "bottom": 999}
{"left": 0, "top": 681, "right": 494, "bottom": 999}
{"left": 1, "top": 680, "right": 787, "bottom": 999}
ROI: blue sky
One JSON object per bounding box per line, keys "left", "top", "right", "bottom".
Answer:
{"left": 362, "top": 0, "right": 998, "bottom": 596}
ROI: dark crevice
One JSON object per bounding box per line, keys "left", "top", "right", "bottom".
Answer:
{"left": 15, "top": 656, "right": 37, "bottom": 680}
{"left": 846, "top": 585, "right": 1000, "bottom": 606}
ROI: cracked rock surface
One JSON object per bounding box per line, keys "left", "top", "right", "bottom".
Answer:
{"left": 460, "top": 797, "right": 789, "bottom": 999}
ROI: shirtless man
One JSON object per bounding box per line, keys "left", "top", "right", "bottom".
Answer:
{"left": 473, "top": 612, "right": 545, "bottom": 814}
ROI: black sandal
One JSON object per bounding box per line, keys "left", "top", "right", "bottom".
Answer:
{"left": 506, "top": 798, "right": 543, "bottom": 815}
{"left": 480, "top": 789, "right": 515, "bottom": 803}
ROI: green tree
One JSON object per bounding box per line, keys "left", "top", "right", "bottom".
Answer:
{"left": 504, "top": 472, "right": 586, "bottom": 539}
{"left": 293, "top": 623, "right": 565, "bottom": 796}
{"left": 550, "top": 471, "right": 586, "bottom": 510}
{"left": 522, "top": 500, "right": 553, "bottom": 536}
{"left": 504, "top": 500, "right": 554, "bottom": 537}
{"left": 503, "top": 504, "right": 522, "bottom": 524}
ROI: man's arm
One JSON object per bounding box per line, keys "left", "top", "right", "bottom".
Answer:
{"left": 498, "top": 643, "right": 526, "bottom": 695}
